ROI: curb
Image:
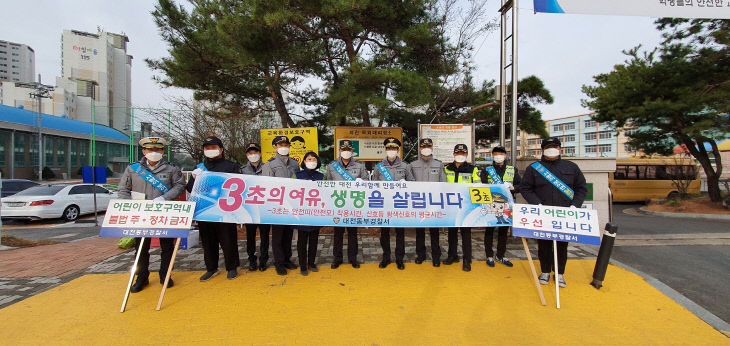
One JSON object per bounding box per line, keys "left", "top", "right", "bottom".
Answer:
{"left": 638, "top": 207, "right": 730, "bottom": 221}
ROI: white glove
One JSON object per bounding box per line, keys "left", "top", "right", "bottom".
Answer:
{"left": 399, "top": 179, "right": 406, "bottom": 182}
{"left": 191, "top": 168, "right": 203, "bottom": 178}
{"left": 504, "top": 182, "right": 514, "bottom": 190}
{"left": 153, "top": 196, "right": 165, "bottom": 202}
{"left": 570, "top": 205, "right": 577, "bottom": 209}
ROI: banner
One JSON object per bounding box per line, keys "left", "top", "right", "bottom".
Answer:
{"left": 419, "top": 124, "right": 474, "bottom": 163}
{"left": 334, "top": 127, "right": 403, "bottom": 161}
{"left": 511, "top": 204, "right": 600, "bottom": 245}
{"left": 534, "top": 0, "right": 730, "bottom": 19}
{"left": 99, "top": 199, "right": 196, "bottom": 238}
{"left": 189, "top": 172, "right": 515, "bottom": 228}
{"left": 260, "top": 127, "right": 319, "bottom": 164}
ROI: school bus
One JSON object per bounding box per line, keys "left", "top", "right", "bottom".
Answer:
{"left": 610, "top": 157, "right": 701, "bottom": 202}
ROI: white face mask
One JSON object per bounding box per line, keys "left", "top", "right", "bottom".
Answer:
{"left": 277, "top": 147, "right": 290, "bottom": 156}
{"left": 420, "top": 148, "right": 433, "bottom": 156}
{"left": 247, "top": 154, "right": 260, "bottom": 163}
{"left": 204, "top": 149, "right": 220, "bottom": 159}
{"left": 543, "top": 148, "right": 561, "bottom": 158}
{"left": 340, "top": 150, "right": 353, "bottom": 160}
{"left": 386, "top": 150, "right": 398, "bottom": 159}
{"left": 454, "top": 155, "right": 467, "bottom": 163}
{"left": 145, "top": 152, "right": 163, "bottom": 162}
{"left": 305, "top": 161, "right": 318, "bottom": 170}
{"left": 493, "top": 155, "right": 506, "bottom": 163}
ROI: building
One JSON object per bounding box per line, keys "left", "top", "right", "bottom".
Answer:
{"left": 546, "top": 113, "right": 638, "bottom": 158}
{"left": 0, "top": 104, "right": 130, "bottom": 180}
{"left": 0, "top": 40, "right": 35, "bottom": 83}
{"left": 480, "top": 129, "right": 544, "bottom": 160}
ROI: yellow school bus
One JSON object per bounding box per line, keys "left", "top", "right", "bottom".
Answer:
{"left": 610, "top": 157, "right": 701, "bottom": 202}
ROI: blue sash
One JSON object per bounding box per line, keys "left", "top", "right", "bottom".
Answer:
{"left": 530, "top": 162, "right": 574, "bottom": 200}
{"left": 485, "top": 166, "right": 503, "bottom": 184}
{"left": 196, "top": 163, "right": 208, "bottom": 171}
{"left": 331, "top": 161, "right": 354, "bottom": 181}
{"left": 376, "top": 162, "right": 395, "bottom": 181}
{"left": 130, "top": 163, "right": 170, "bottom": 194}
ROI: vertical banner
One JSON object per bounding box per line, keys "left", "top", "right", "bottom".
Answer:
{"left": 260, "top": 127, "right": 319, "bottom": 164}
{"left": 334, "top": 127, "right": 403, "bottom": 161}
{"left": 533, "top": 0, "right": 730, "bottom": 19}
{"left": 419, "top": 124, "right": 474, "bottom": 163}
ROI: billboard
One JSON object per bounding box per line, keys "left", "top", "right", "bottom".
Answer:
{"left": 534, "top": 0, "right": 730, "bottom": 19}
{"left": 333, "top": 127, "right": 403, "bottom": 161}
{"left": 260, "top": 127, "right": 319, "bottom": 164}
{"left": 419, "top": 124, "right": 474, "bottom": 163}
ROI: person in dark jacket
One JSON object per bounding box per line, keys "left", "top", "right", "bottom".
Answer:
{"left": 240, "top": 142, "right": 271, "bottom": 272}
{"left": 186, "top": 136, "right": 242, "bottom": 281}
{"left": 294, "top": 152, "right": 324, "bottom": 276}
{"left": 479, "top": 146, "right": 521, "bottom": 268}
{"left": 518, "top": 137, "right": 587, "bottom": 288}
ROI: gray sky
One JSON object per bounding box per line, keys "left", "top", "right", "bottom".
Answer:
{"left": 0, "top": 1, "right": 664, "bottom": 121}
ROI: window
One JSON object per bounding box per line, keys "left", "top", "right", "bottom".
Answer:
{"left": 585, "top": 132, "right": 597, "bottom": 140}
{"left": 584, "top": 120, "right": 596, "bottom": 128}
{"left": 70, "top": 139, "right": 78, "bottom": 166}
{"left": 598, "top": 131, "right": 613, "bottom": 139}
{"left": 624, "top": 128, "right": 638, "bottom": 136}
{"left": 80, "top": 141, "right": 88, "bottom": 166}
{"left": 562, "top": 146, "right": 576, "bottom": 156}
{"left": 69, "top": 186, "right": 88, "bottom": 195}
{"left": 29, "top": 134, "right": 39, "bottom": 166}
{"left": 624, "top": 144, "right": 635, "bottom": 152}
{"left": 57, "top": 138, "right": 66, "bottom": 166}
{"left": 562, "top": 134, "right": 576, "bottom": 142}
{"left": 585, "top": 145, "right": 597, "bottom": 153}
{"left": 553, "top": 124, "right": 561, "bottom": 132}
{"left": 14, "top": 134, "right": 25, "bottom": 167}
{"left": 528, "top": 138, "right": 540, "bottom": 145}
{"left": 44, "top": 136, "right": 54, "bottom": 167}
{"left": 564, "top": 122, "right": 576, "bottom": 130}
{"left": 0, "top": 131, "right": 7, "bottom": 167}
{"left": 598, "top": 144, "right": 612, "bottom": 153}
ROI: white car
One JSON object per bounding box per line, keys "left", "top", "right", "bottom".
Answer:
{"left": 0, "top": 184, "right": 117, "bottom": 221}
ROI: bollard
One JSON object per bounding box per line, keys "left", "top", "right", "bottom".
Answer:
{"left": 591, "top": 223, "right": 619, "bottom": 289}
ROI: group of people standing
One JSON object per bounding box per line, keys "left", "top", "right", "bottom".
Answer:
{"left": 118, "top": 134, "right": 586, "bottom": 294}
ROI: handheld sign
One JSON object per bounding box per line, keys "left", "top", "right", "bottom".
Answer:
{"left": 511, "top": 204, "right": 600, "bottom": 246}
{"left": 99, "top": 199, "right": 195, "bottom": 238}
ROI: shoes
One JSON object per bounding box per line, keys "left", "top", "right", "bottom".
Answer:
{"left": 248, "top": 260, "right": 258, "bottom": 272}
{"left": 300, "top": 268, "right": 309, "bottom": 276}
{"left": 496, "top": 257, "right": 513, "bottom": 267}
{"left": 443, "top": 256, "right": 459, "bottom": 265}
{"left": 415, "top": 257, "right": 425, "bottom": 264}
{"left": 227, "top": 269, "right": 238, "bottom": 280}
{"left": 486, "top": 257, "right": 495, "bottom": 267}
{"left": 379, "top": 258, "right": 391, "bottom": 268}
{"left": 462, "top": 262, "right": 471, "bottom": 272}
{"left": 284, "top": 261, "right": 297, "bottom": 270}
{"left": 309, "top": 264, "right": 319, "bottom": 272}
{"left": 199, "top": 270, "right": 219, "bottom": 282}
{"left": 331, "top": 261, "right": 342, "bottom": 269}
{"left": 275, "top": 266, "right": 287, "bottom": 276}
{"left": 433, "top": 260, "right": 440, "bottom": 267}
{"left": 539, "top": 272, "right": 550, "bottom": 285}
{"left": 396, "top": 261, "right": 405, "bottom": 270}
{"left": 556, "top": 274, "right": 566, "bottom": 288}
{"left": 259, "top": 262, "right": 268, "bottom": 272}
{"left": 130, "top": 277, "right": 148, "bottom": 293}
{"left": 160, "top": 278, "right": 174, "bottom": 288}
{"left": 351, "top": 261, "right": 360, "bottom": 269}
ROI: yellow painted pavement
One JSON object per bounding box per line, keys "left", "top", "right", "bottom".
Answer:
{"left": 1, "top": 260, "right": 727, "bottom": 345}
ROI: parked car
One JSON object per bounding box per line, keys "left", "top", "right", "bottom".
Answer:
{"left": 1, "top": 179, "right": 40, "bottom": 198}
{"left": 0, "top": 184, "right": 117, "bottom": 221}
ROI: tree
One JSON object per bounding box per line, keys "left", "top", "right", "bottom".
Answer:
{"left": 582, "top": 19, "right": 730, "bottom": 203}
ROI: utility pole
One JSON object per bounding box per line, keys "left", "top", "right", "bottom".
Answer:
{"left": 16, "top": 75, "right": 54, "bottom": 182}
{"left": 499, "top": 0, "right": 519, "bottom": 165}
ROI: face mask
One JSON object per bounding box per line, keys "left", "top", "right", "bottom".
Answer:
{"left": 305, "top": 161, "right": 318, "bottom": 170}
{"left": 493, "top": 155, "right": 506, "bottom": 163}
{"left": 543, "top": 148, "right": 561, "bottom": 158}
{"left": 145, "top": 152, "right": 163, "bottom": 162}
{"left": 454, "top": 155, "right": 467, "bottom": 163}
{"left": 420, "top": 148, "right": 433, "bottom": 156}
{"left": 204, "top": 149, "right": 220, "bottom": 159}
{"left": 277, "top": 147, "right": 290, "bottom": 156}
{"left": 340, "top": 151, "right": 353, "bottom": 160}
{"left": 247, "top": 154, "right": 260, "bottom": 162}
{"left": 386, "top": 150, "right": 398, "bottom": 159}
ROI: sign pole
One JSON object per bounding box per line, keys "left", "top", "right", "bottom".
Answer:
{"left": 553, "top": 239, "right": 561, "bottom": 309}
{"left": 121, "top": 237, "right": 146, "bottom": 313}
{"left": 521, "top": 237, "right": 546, "bottom": 306}
{"left": 156, "top": 237, "right": 181, "bottom": 311}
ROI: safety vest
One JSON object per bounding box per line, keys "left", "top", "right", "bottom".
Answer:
{"left": 486, "top": 165, "right": 515, "bottom": 183}
{"left": 445, "top": 166, "right": 481, "bottom": 183}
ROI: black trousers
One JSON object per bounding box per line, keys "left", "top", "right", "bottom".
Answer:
{"left": 333, "top": 227, "right": 358, "bottom": 263}
{"left": 447, "top": 228, "right": 472, "bottom": 262}
{"left": 198, "top": 221, "right": 240, "bottom": 272}
{"left": 134, "top": 237, "right": 174, "bottom": 281}
{"left": 538, "top": 239, "right": 568, "bottom": 274}
{"left": 297, "top": 228, "right": 320, "bottom": 268}
{"left": 415, "top": 228, "right": 441, "bottom": 261}
{"left": 271, "top": 225, "right": 294, "bottom": 267}
{"left": 380, "top": 227, "right": 405, "bottom": 261}
{"left": 245, "top": 223, "right": 270, "bottom": 265}
{"left": 485, "top": 226, "right": 509, "bottom": 258}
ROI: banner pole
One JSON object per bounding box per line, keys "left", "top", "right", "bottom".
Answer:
{"left": 553, "top": 239, "right": 560, "bottom": 309}
{"left": 121, "top": 237, "right": 146, "bottom": 313}
{"left": 521, "top": 237, "right": 546, "bottom": 306}
{"left": 156, "top": 237, "right": 181, "bottom": 311}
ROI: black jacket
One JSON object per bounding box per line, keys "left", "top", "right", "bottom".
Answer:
{"left": 518, "top": 156, "right": 587, "bottom": 208}
{"left": 185, "top": 156, "right": 242, "bottom": 193}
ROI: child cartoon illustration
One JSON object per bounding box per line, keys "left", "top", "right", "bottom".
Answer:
{"left": 290, "top": 136, "right": 307, "bottom": 150}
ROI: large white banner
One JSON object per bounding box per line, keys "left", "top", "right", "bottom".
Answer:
{"left": 534, "top": 0, "right": 730, "bottom": 19}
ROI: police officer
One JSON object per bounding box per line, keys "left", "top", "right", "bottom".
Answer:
{"left": 519, "top": 137, "right": 587, "bottom": 288}
{"left": 241, "top": 142, "right": 271, "bottom": 272}
{"left": 261, "top": 135, "right": 299, "bottom": 275}
{"left": 443, "top": 144, "right": 481, "bottom": 272}
{"left": 479, "top": 146, "right": 521, "bottom": 268}
{"left": 325, "top": 139, "right": 369, "bottom": 269}
{"left": 408, "top": 138, "right": 446, "bottom": 267}
{"left": 118, "top": 137, "right": 186, "bottom": 293}
{"left": 372, "top": 137, "right": 415, "bottom": 270}
{"left": 186, "top": 136, "right": 241, "bottom": 281}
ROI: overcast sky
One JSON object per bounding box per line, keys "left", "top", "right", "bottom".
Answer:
{"left": 0, "top": 1, "right": 663, "bottom": 121}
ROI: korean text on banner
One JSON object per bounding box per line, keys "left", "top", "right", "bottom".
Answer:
{"left": 99, "top": 199, "right": 196, "bottom": 238}
{"left": 189, "top": 172, "right": 514, "bottom": 228}
{"left": 419, "top": 124, "right": 473, "bottom": 163}
{"left": 334, "top": 126, "right": 403, "bottom": 161}
{"left": 511, "top": 203, "right": 601, "bottom": 245}
{"left": 260, "top": 127, "right": 319, "bottom": 164}
{"left": 533, "top": 0, "right": 730, "bottom": 19}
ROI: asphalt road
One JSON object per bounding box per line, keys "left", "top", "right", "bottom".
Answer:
{"left": 1, "top": 214, "right": 102, "bottom": 242}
